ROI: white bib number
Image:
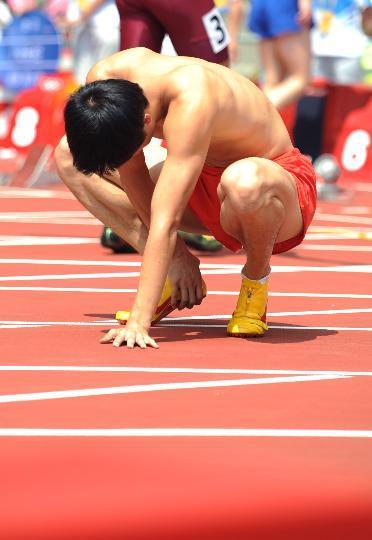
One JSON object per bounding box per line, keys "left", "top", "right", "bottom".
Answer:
{"left": 202, "top": 7, "right": 230, "bottom": 54}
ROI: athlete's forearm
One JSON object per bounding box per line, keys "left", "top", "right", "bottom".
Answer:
{"left": 129, "top": 225, "right": 179, "bottom": 327}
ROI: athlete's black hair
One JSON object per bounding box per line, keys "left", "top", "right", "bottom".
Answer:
{"left": 64, "top": 79, "right": 149, "bottom": 176}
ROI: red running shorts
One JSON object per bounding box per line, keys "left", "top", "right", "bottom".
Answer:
{"left": 187, "top": 147, "right": 317, "bottom": 254}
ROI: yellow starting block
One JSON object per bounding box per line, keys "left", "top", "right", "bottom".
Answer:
{"left": 116, "top": 277, "right": 207, "bottom": 326}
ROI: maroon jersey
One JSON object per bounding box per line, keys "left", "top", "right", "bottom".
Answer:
{"left": 115, "top": 0, "right": 229, "bottom": 63}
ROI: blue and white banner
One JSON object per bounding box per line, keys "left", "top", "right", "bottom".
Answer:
{"left": 0, "top": 10, "right": 62, "bottom": 92}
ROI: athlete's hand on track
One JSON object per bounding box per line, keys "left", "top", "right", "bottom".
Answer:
{"left": 168, "top": 250, "right": 205, "bottom": 310}
{"left": 100, "top": 321, "right": 158, "bottom": 349}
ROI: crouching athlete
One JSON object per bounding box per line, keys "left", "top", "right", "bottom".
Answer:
{"left": 55, "top": 47, "right": 316, "bottom": 348}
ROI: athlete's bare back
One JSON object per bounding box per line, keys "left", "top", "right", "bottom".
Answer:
{"left": 88, "top": 47, "right": 292, "bottom": 167}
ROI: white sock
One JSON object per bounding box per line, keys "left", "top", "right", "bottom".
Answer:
{"left": 241, "top": 270, "right": 270, "bottom": 284}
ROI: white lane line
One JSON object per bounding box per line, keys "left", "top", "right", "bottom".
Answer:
{"left": 0, "top": 265, "right": 372, "bottom": 282}
{"left": 305, "top": 225, "right": 372, "bottom": 240}
{"left": 170, "top": 309, "right": 372, "bottom": 319}
{"left": 309, "top": 225, "right": 371, "bottom": 231}
{"left": 0, "top": 428, "right": 371, "bottom": 438}
{"left": 0, "top": 366, "right": 371, "bottom": 376}
{"left": 0, "top": 286, "right": 139, "bottom": 293}
{"left": 0, "top": 218, "right": 99, "bottom": 225}
{"left": 1, "top": 258, "right": 372, "bottom": 274}
{"left": 340, "top": 207, "right": 371, "bottom": 215}
{"left": 305, "top": 234, "right": 372, "bottom": 240}
{"left": 0, "top": 259, "right": 239, "bottom": 268}
{"left": 0, "top": 211, "right": 99, "bottom": 225}
{"left": 1, "top": 320, "right": 372, "bottom": 331}
{"left": 0, "top": 211, "right": 92, "bottom": 217}
{"left": 2, "top": 307, "right": 372, "bottom": 324}
{"left": 1, "top": 286, "right": 372, "bottom": 299}
{"left": 0, "top": 324, "right": 46, "bottom": 329}
{"left": 206, "top": 265, "right": 372, "bottom": 274}
{"left": 162, "top": 324, "right": 372, "bottom": 331}
{"left": 0, "top": 272, "right": 141, "bottom": 281}
{"left": 277, "top": 308, "right": 372, "bottom": 316}
{"left": 298, "top": 244, "right": 372, "bottom": 252}
{"left": 0, "top": 237, "right": 99, "bottom": 246}
{"left": 0, "top": 320, "right": 115, "bottom": 327}
{"left": 0, "top": 374, "right": 348, "bottom": 404}
{"left": 280, "top": 308, "right": 372, "bottom": 316}
{"left": 315, "top": 212, "right": 372, "bottom": 226}
{"left": 0, "top": 188, "right": 75, "bottom": 199}
{"left": 0, "top": 258, "right": 143, "bottom": 267}
{"left": 2, "top": 258, "right": 372, "bottom": 269}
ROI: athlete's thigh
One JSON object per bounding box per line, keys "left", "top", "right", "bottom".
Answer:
{"left": 259, "top": 39, "right": 283, "bottom": 87}
{"left": 116, "top": 0, "right": 165, "bottom": 51}
{"left": 273, "top": 30, "right": 310, "bottom": 78}
{"left": 223, "top": 156, "right": 303, "bottom": 242}
{"left": 146, "top": 0, "right": 229, "bottom": 63}
{"left": 148, "top": 158, "right": 209, "bottom": 234}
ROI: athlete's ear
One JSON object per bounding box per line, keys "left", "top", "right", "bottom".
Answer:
{"left": 144, "top": 113, "right": 152, "bottom": 126}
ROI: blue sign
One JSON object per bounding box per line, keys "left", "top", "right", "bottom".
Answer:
{"left": 0, "top": 11, "right": 62, "bottom": 93}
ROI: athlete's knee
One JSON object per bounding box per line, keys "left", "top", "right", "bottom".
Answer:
{"left": 287, "top": 71, "right": 310, "bottom": 96}
{"left": 220, "top": 159, "right": 266, "bottom": 214}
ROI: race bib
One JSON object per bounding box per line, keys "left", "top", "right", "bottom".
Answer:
{"left": 202, "top": 7, "right": 230, "bottom": 54}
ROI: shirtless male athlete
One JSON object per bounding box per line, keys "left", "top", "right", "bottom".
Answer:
{"left": 55, "top": 48, "right": 316, "bottom": 348}
{"left": 102, "top": 0, "right": 229, "bottom": 253}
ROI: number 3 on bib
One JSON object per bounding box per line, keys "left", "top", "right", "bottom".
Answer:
{"left": 202, "top": 7, "right": 230, "bottom": 54}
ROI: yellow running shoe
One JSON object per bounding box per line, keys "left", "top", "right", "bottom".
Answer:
{"left": 227, "top": 277, "right": 269, "bottom": 338}
{"left": 116, "top": 277, "right": 207, "bottom": 326}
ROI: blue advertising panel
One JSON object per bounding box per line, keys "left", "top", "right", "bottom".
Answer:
{"left": 0, "top": 11, "right": 62, "bottom": 93}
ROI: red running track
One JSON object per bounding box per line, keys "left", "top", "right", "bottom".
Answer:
{"left": 0, "top": 181, "right": 372, "bottom": 539}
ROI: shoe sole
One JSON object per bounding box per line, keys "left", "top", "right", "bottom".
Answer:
{"left": 227, "top": 331, "right": 266, "bottom": 338}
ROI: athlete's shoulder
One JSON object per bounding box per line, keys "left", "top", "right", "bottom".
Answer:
{"left": 87, "top": 48, "right": 158, "bottom": 82}
{"left": 170, "top": 62, "right": 211, "bottom": 93}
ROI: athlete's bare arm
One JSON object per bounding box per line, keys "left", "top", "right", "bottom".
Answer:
{"left": 109, "top": 72, "right": 216, "bottom": 347}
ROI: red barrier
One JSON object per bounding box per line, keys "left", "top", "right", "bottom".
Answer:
{"left": 322, "top": 84, "right": 372, "bottom": 155}
{"left": 334, "top": 97, "right": 372, "bottom": 182}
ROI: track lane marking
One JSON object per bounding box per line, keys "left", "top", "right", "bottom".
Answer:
{"left": 0, "top": 366, "right": 371, "bottom": 376}
{"left": 1, "top": 286, "right": 372, "bottom": 299}
{"left": 0, "top": 237, "right": 99, "bottom": 246}
{"left": 1, "top": 257, "right": 372, "bottom": 267}
{"left": 1, "top": 321, "right": 372, "bottom": 331}
{"left": 0, "top": 428, "right": 371, "bottom": 438}
{"left": 314, "top": 212, "right": 372, "bottom": 225}
{"left": 0, "top": 188, "right": 75, "bottom": 199}
{"left": 298, "top": 245, "right": 372, "bottom": 252}
{"left": 0, "top": 375, "right": 348, "bottom": 404}
{"left": 1, "top": 265, "right": 372, "bottom": 282}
